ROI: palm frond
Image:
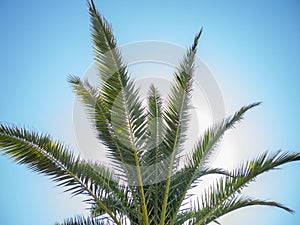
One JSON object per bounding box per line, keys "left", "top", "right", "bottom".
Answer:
{"left": 187, "top": 102, "right": 261, "bottom": 171}
{"left": 68, "top": 76, "right": 130, "bottom": 173}
{"left": 87, "top": 1, "right": 149, "bottom": 223}
{"left": 69, "top": 76, "right": 145, "bottom": 222}
{"left": 159, "top": 28, "right": 203, "bottom": 225}
{"left": 165, "top": 103, "right": 260, "bottom": 223}
{"left": 163, "top": 167, "right": 229, "bottom": 224}
{"left": 140, "top": 84, "right": 165, "bottom": 224}
{"left": 191, "top": 151, "right": 300, "bottom": 225}
{"left": 199, "top": 196, "right": 292, "bottom": 225}
{"left": 88, "top": 0, "right": 147, "bottom": 152}
{"left": 0, "top": 124, "right": 121, "bottom": 225}
{"left": 143, "top": 84, "right": 165, "bottom": 167}
{"left": 174, "top": 196, "right": 292, "bottom": 225}
{"left": 162, "top": 29, "right": 203, "bottom": 164}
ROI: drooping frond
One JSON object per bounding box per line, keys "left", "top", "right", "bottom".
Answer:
{"left": 0, "top": 124, "right": 121, "bottom": 225}
{"left": 173, "top": 196, "right": 293, "bottom": 225}
{"left": 159, "top": 28, "right": 203, "bottom": 225}
{"left": 191, "top": 151, "right": 300, "bottom": 225}
{"left": 201, "top": 196, "right": 292, "bottom": 225}
{"left": 87, "top": 1, "right": 149, "bottom": 223}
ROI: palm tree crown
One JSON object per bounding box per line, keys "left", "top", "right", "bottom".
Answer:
{"left": 0, "top": 1, "right": 299, "bottom": 224}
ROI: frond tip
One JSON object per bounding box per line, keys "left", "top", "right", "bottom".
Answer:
{"left": 192, "top": 27, "right": 203, "bottom": 52}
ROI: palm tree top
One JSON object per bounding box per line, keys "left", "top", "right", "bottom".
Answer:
{"left": 0, "top": 0, "right": 299, "bottom": 224}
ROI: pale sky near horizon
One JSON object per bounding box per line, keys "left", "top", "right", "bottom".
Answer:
{"left": 0, "top": 1, "right": 300, "bottom": 225}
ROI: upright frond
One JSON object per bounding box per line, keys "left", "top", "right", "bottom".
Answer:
{"left": 143, "top": 84, "right": 164, "bottom": 167}
{"left": 87, "top": 1, "right": 149, "bottom": 223}
{"left": 159, "top": 28, "right": 203, "bottom": 225}
{"left": 140, "top": 84, "right": 166, "bottom": 224}
{"left": 88, "top": 0, "right": 147, "bottom": 159}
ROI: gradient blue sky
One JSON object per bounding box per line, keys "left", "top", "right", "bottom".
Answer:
{"left": 0, "top": 0, "right": 300, "bottom": 225}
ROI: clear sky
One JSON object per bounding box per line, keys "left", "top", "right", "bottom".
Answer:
{"left": 0, "top": 0, "right": 300, "bottom": 225}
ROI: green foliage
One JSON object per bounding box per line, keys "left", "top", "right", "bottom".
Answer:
{"left": 0, "top": 1, "right": 299, "bottom": 224}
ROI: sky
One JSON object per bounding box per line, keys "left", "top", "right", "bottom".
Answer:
{"left": 0, "top": 0, "right": 300, "bottom": 225}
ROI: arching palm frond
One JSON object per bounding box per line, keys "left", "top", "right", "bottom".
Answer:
{"left": 164, "top": 102, "right": 261, "bottom": 224}
{"left": 68, "top": 67, "right": 142, "bottom": 223}
{"left": 68, "top": 76, "right": 127, "bottom": 174}
{"left": 190, "top": 151, "right": 300, "bottom": 225}
{"left": 0, "top": 124, "right": 121, "bottom": 225}
{"left": 173, "top": 197, "right": 293, "bottom": 225}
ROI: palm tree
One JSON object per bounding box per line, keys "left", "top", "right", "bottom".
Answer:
{"left": 0, "top": 1, "right": 299, "bottom": 224}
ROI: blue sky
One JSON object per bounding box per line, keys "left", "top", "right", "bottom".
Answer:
{"left": 0, "top": 0, "right": 300, "bottom": 225}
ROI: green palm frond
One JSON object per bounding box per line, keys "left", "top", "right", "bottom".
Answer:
{"left": 69, "top": 69, "right": 142, "bottom": 224}
{"left": 68, "top": 76, "right": 129, "bottom": 174}
{"left": 141, "top": 84, "right": 165, "bottom": 224}
{"left": 159, "top": 29, "right": 203, "bottom": 225}
{"left": 0, "top": 124, "right": 121, "bottom": 225}
{"left": 162, "top": 29, "right": 203, "bottom": 164}
{"left": 143, "top": 84, "right": 165, "bottom": 167}
{"left": 164, "top": 102, "right": 261, "bottom": 223}
{"left": 196, "top": 196, "right": 293, "bottom": 225}
{"left": 88, "top": 0, "right": 147, "bottom": 152}
{"left": 173, "top": 197, "right": 292, "bottom": 225}
{"left": 191, "top": 151, "right": 300, "bottom": 225}
{"left": 88, "top": 0, "right": 147, "bottom": 167}
{"left": 187, "top": 102, "right": 261, "bottom": 171}
{"left": 87, "top": 1, "right": 149, "bottom": 223}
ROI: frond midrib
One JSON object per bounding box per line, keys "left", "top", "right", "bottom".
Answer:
{"left": 90, "top": 2, "right": 149, "bottom": 223}
{"left": 0, "top": 129, "right": 121, "bottom": 225}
